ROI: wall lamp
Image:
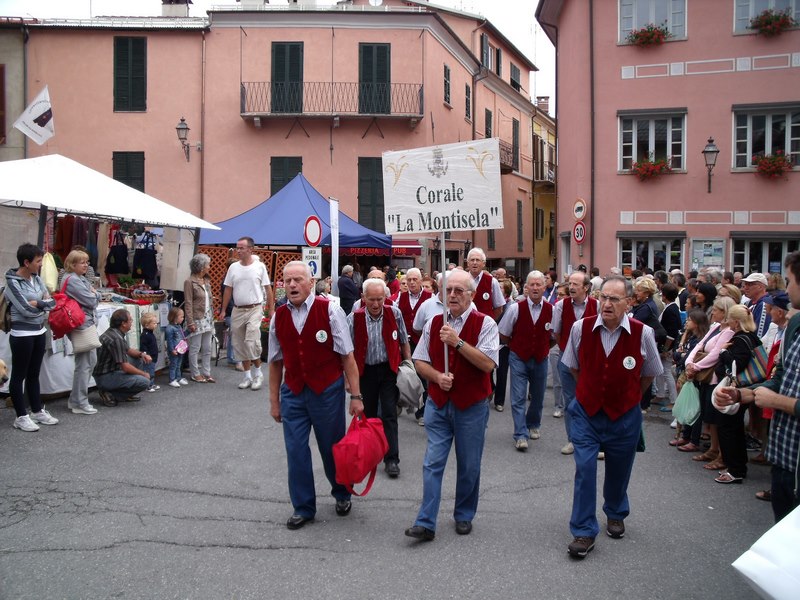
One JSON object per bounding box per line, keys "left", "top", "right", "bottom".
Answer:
{"left": 175, "top": 117, "right": 201, "bottom": 162}
{"left": 702, "top": 137, "right": 720, "bottom": 193}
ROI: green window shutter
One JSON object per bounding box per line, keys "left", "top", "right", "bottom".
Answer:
{"left": 465, "top": 84, "right": 471, "bottom": 120}
{"left": 130, "top": 38, "right": 147, "bottom": 111}
{"left": 480, "top": 33, "right": 489, "bottom": 67}
{"left": 358, "top": 158, "right": 384, "bottom": 233}
{"left": 272, "top": 42, "right": 303, "bottom": 113}
{"left": 271, "top": 156, "right": 302, "bottom": 196}
{"left": 359, "top": 44, "right": 391, "bottom": 114}
{"left": 512, "top": 118, "right": 520, "bottom": 170}
{"left": 114, "top": 38, "right": 130, "bottom": 111}
{"left": 485, "top": 109, "right": 492, "bottom": 138}
{"left": 495, "top": 47, "right": 502, "bottom": 77}
{"left": 113, "top": 152, "right": 145, "bottom": 192}
{"left": 443, "top": 65, "right": 450, "bottom": 104}
{"left": 114, "top": 37, "right": 146, "bottom": 112}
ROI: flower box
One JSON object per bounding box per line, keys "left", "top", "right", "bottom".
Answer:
{"left": 626, "top": 23, "right": 673, "bottom": 47}
{"left": 631, "top": 157, "right": 672, "bottom": 181}
{"left": 748, "top": 9, "right": 798, "bottom": 37}
{"left": 752, "top": 151, "right": 794, "bottom": 179}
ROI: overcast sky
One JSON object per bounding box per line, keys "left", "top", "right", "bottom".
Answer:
{"left": 0, "top": 0, "right": 555, "bottom": 106}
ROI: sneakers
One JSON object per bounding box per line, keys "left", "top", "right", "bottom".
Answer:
{"left": 71, "top": 404, "right": 98, "bottom": 415}
{"left": 238, "top": 377, "right": 252, "bottom": 390}
{"left": 553, "top": 409, "right": 564, "bottom": 418}
{"left": 606, "top": 519, "right": 625, "bottom": 539}
{"left": 597, "top": 451, "right": 605, "bottom": 460}
{"left": 745, "top": 435, "right": 763, "bottom": 452}
{"left": 31, "top": 408, "right": 59, "bottom": 426}
{"left": 251, "top": 374, "right": 264, "bottom": 391}
{"left": 670, "top": 419, "right": 678, "bottom": 429}
{"left": 529, "top": 428, "right": 541, "bottom": 440}
{"left": 568, "top": 536, "right": 595, "bottom": 558}
{"left": 146, "top": 385, "right": 159, "bottom": 393}
{"left": 178, "top": 378, "right": 189, "bottom": 386}
{"left": 169, "top": 380, "right": 181, "bottom": 388}
{"left": 494, "top": 403, "right": 504, "bottom": 412}
{"left": 13, "top": 414, "right": 40, "bottom": 432}
{"left": 561, "top": 442, "right": 574, "bottom": 455}
{"left": 417, "top": 418, "right": 425, "bottom": 427}
{"left": 515, "top": 438, "right": 528, "bottom": 451}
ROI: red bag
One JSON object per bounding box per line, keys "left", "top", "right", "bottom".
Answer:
{"left": 49, "top": 277, "right": 86, "bottom": 340}
{"left": 333, "top": 414, "right": 389, "bottom": 497}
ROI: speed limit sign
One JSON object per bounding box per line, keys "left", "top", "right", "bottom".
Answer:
{"left": 573, "top": 220, "right": 587, "bottom": 244}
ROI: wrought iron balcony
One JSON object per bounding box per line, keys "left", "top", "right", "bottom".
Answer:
{"left": 534, "top": 160, "right": 557, "bottom": 184}
{"left": 240, "top": 81, "right": 424, "bottom": 120}
{"left": 499, "top": 139, "right": 519, "bottom": 174}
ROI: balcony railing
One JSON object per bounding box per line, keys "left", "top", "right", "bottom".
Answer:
{"left": 534, "top": 160, "right": 557, "bottom": 184}
{"left": 499, "top": 139, "right": 519, "bottom": 174}
{"left": 240, "top": 81, "right": 424, "bottom": 119}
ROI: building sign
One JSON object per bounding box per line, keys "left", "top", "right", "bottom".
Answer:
{"left": 382, "top": 138, "right": 503, "bottom": 234}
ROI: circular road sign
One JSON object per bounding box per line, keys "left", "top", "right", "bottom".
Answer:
{"left": 304, "top": 215, "right": 322, "bottom": 247}
{"left": 573, "top": 198, "right": 587, "bottom": 221}
{"left": 573, "top": 220, "right": 587, "bottom": 245}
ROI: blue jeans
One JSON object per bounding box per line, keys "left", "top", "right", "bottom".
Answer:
{"left": 168, "top": 353, "right": 182, "bottom": 382}
{"left": 508, "top": 352, "right": 548, "bottom": 440}
{"left": 142, "top": 361, "right": 156, "bottom": 387}
{"left": 568, "top": 400, "right": 642, "bottom": 538}
{"left": 94, "top": 358, "right": 150, "bottom": 401}
{"left": 559, "top": 359, "right": 577, "bottom": 441}
{"left": 548, "top": 346, "right": 563, "bottom": 410}
{"left": 414, "top": 398, "right": 490, "bottom": 531}
{"left": 280, "top": 376, "right": 349, "bottom": 518}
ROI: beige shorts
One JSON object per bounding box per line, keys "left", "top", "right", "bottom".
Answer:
{"left": 231, "top": 305, "right": 262, "bottom": 362}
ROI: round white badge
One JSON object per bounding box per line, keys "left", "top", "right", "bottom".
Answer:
{"left": 316, "top": 330, "right": 328, "bottom": 343}
{"left": 482, "top": 292, "right": 490, "bottom": 301}
{"left": 392, "top": 330, "right": 398, "bottom": 340}
{"left": 622, "top": 356, "right": 636, "bottom": 370}
{"left": 545, "top": 322, "right": 552, "bottom": 331}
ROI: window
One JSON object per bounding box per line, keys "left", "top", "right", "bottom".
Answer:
{"left": 112, "top": 152, "right": 145, "bottom": 192}
{"left": 114, "top": 37, "right": 146, "bottom": 112}
{"left": 735, "top": 0, "right": 800, "bottom": 33}
{"left": 358, "top": 157, "right": 385, "bottom": 233}
{"left": 535, "top": 208, "right": 545, "bottom": 240}
{"left": 734, "top": 106, "right": 800, "bottom": 168}
{"left": 619, "top": 238, "right": 683, "bottom": 273}
{"left": 510, "top": 63, "right": 521, "bottom": 92}
{"left": 512, "top": 118, "right": 520, "bottom": 171}
{"left": 619, "top": 0, "right": 686, "bottom": 42}
{"left": 495, "top": 47, "right": 502, "bottom": 77}
{"left": 485, "top": 109, "right": 492, "bottom": 139}
{"left": 359, "top": 44, "right": 391, "bottom": 114}
{"left": 517, "top": 201, "right": 524, "bottom": 252}
{"left": 732, "top": 238, "right": 800, "bottom": 276}
{"left": 270, "top": 156, "right": 302, "bottom": 196}
{"left": 619, "top": 111, "right": 685, "bottom": 170}
{"left": 0, "top": 64, "right": 5, "bottom": 145}
{"left": 272, "top": 42, "right": 303, "bottom": 113}
{"left": 443, "top": 64, "right": 451, "bottom": 105}
{"left": 549, "top": 211, "right": 556, "bottom": 256}
{"left": 487, "top": 229, "right": 495, "bottom": 250}
{"left": 465, "top": 84, "right": 472, "bottom": 120}
{"left": 480, "top": 33, "right": 491, "bottom": 69}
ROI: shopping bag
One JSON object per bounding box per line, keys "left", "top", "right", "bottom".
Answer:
{"left": 333, "top": 414, "right": 388, "bottom": 497}
{"left": 105, "top": 231, "right": 130, "bottom": 275}
{"left": 49, "top": 278, "right": 86, "bottom": 340}
{"left": 672, "top": 380, "right": 700, "bottom": 425}
{"left": 132, "top": 232, "right": 158, "bottom": 280}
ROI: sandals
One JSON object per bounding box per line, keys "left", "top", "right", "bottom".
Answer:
{"left": 190, "top": 375, "right": 207, "bottom": 383}
{"left": 755, "top": 489, "right": 771, "bottom": 502}
{"left": 750, "top": 454, "right": 770, "bottom": 465}
{"left": 704, "top": 459, "right": 726, "bottom": 470}
{"left": 715, "top": 472, "right": 743, "bottom": 484}
{"left": 678, "top": 443, "right": 701, "bottom": 452}
{"left": 669, "top": 438, "right": 689, "bottom": 447}
{"left": 204, "top": 376, "right": 216, "bottom": 383}
{"left": 692, "top": 450, "right": 719, "bottom": 461}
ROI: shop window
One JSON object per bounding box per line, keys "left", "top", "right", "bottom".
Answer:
{"left": 619, "top": 0, "right": 686, "bottom": 42}
{"left": 619, "top": 238, "right": 683, "bottom": 273}
{"left": 732, "top": 239, "right": 800, "bottom": 276}
{"left": 271, "top": 156, "right": 302, "bottom": 196}
{"left": 358, "top": 157, "right": 385, "bottom": 233}
{"left": 734, "top": 106, "right": 800, "bottom": 168}
{"left": 114, "top": 37, "right": 147, "bottom": 112}
{"left": 112, "top": 151, "right": 145, "bottom": 192}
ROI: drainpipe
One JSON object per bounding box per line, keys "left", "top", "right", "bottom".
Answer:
{"left": 200, "top": 30, "right": 207, "bottom": 220}
{"left": 470, "top": 19, "right": 489, "bottom": 257}
{"left": 22, "top": 24, "right": 29, "bottom": 159}
{"left": 589, "top": 0, "right": 596, "bottom": 268}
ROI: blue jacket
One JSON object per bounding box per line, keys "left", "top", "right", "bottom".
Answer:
{"left": 139, "top": 329, "right": 160, "bottom": 360}
{"left": 4, "top": 268, "right": 55, "bottom": 333}
{"left": 165, "top": 323, "right": 185, "bottom": 354}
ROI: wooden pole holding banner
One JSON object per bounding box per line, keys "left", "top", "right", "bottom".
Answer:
{"left": 440, "top": 230, "right": 448, "bottom": 374}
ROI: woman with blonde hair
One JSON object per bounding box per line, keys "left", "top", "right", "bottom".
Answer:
{"left": 717, "top": 283, "right": 742, "bottom": 304}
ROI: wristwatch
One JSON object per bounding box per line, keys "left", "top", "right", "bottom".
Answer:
{"left": 456, "top": 340, "right": 465, "bottom": 350}
{"left": 350, "top": 394, "right": 364, "bottom": 400}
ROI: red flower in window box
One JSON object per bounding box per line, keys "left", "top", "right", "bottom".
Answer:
{"left": 749, "top": 9, "right": 798, "bottom": 37}
{"left": 631, "top": 156, "right": 672, "bottom": 181}
{"left": 626, "top": 23, "right": 673, "bottom": 47}
{"left": 752, "top": 151, "right": 794, "bottom": 179}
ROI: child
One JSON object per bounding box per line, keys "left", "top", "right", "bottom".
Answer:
{"left": 165, "top": 307, "right": 189, "bottom": 388}
{"left": 139, "top": 312, "right": 160, "bottom": 392}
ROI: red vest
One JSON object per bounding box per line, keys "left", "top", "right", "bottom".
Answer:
{"left": 558, "top": 296, "right": 599, "bottom": 351}
{"left": 575, "top": 317, "right": 644, "bottom": 421}
{"left": 508, "top": 299, "right": 553, "bottom": 362}
{"left": 428, "top": 310, "right": 492, "bottom": 410}
{"left": 274, "top": 297, "right": 342, "bottom": 395}
{"left": 352, "top": 307, "right": 402, "bottom": 376}
{"left": 473, "top": 272, "right": 495, "bottom": 316}
{"left": 397, "top": 289, "right": 432, "bottom": 345}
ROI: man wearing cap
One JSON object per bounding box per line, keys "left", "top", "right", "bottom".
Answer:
{"left": 742, "top": 273, "right": 772, "bottom": 338}
{"left": 465, "top": 248, "right": 504, "bottom": 320}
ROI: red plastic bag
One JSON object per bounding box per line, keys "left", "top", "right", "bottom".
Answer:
{"left": 49, "top": 277, "right": 85, "bottom": 340}
{"left": 333, "top": 414, "right": 388, "bottom": 497}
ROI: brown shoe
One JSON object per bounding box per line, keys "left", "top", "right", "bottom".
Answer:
{"left": 98, "top": 389, "right": 117, "bottom": 407}
{"left": 568, "top": 536, "right": 595, "bottom": 558}
{"left": 606, "top": 519, "right": 625, "bottom": 539}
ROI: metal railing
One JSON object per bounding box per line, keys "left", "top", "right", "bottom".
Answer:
{"left": 240, "top": 81, "right": 424, "bottom": 117}
{"left": 534, "top": 160, "right": 557, "bottom": 183}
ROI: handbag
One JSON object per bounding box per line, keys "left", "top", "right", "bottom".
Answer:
{"left": 175, "top": 338, "right": 188, "bottom": 355}
{"left": 68, "top": 325, "right": 101, "bottom": 353}
{"left": 333, "top": 415, "right": 389, "bottom": 497}
{"left": 712, "top": 362, "right": 740, "bottom": 415}
{"left": 49, "top": 277, "right": 86, "bottom": 340}
{"left": 672, "top": 379, "right": 701, "bottom": 425}
{"left": 690, "top": 350, "right": 716, "bottom": 384}
{"left": 132, "top": 232, "right": 158, "bottom": 280}
{"left": 736, "top": 338, "right": 769, "bottom": 387}
{"left": 105, "top": 231, "right": 130, "bottom": 275}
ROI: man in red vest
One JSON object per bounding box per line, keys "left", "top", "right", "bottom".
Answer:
{"left": 551, "top": 271, "right": 598, "bottom": 455}
{"left": 498, "top": 270, "right": 553, "bottom": 451}
{"left": 268, "top": 261, "right": 364, "bottom": 531}
{"left": 466, "top": 248, "right": 504, "bottom": 320}
{"left": 348, "top": 278, "right": 411, "bottom": 479}
{"left": 561, "top": 275, "right": 662, "bottom": 558}
{"left": 405, "top": 268, "right": 499, "bottom": 541}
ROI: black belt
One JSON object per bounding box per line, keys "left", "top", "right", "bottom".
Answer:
{"left": 235, "top": 303, "right": 260, "bottom": 309}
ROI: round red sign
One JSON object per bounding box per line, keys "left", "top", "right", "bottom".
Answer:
{"left": 304, "top": 215, "right": 322, "bottom": 247}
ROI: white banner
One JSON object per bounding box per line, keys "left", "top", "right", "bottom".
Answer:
{"left": 329, "top": 197, "right": 340, "bottom": 293}
{"left": 13, "top": 86, "right": 54, "bottom": 146}
{"left": 382, "top": 138, "right": 503, "bottom": 234}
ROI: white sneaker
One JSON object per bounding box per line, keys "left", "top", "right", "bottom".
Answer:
{"left": 417, "top": 418, "right": 425, "bottom": 427}
{"left": 670, "top": 418, "right": 678, "bottom": 429}
{"left": 146, "top": 386, "right": 157, "bottom": 393}
{"left": 561, "top": 442, "right": 574, "bottom": 455}
{"left": 553, "top": 409, "right": 564, "bottom": 418}
{"left": 529, "top": 428, "right": 541, "bottom": 440}
{"left": 597, "top": 451, "right": 605, "bottom": 460}
{"left": 251, "top": 375, "right": 264, "bottom": 391}
{"left": 13, "top": 415, "right": 40, "bottom": 432}
{"left": 169, "top": 380, "right": 181, "bottom": 388}
{"left": 238, "top": 378, "right": 252, "bottom": 390}
{"left": 71, "top": 405, "right": 98, "bottom": 415}
{"left": 178, "top": 378, "right": 189, "bottom": 386}
{"left": 31, "top": 409, "right": 59, "bottom": 426}
{"left": 515, "top": 438, "right": 528, "bottom": 451}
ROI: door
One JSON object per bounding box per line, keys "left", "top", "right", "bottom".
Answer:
{"left": 272, "top": 42, "right": 303, "bottom": 113}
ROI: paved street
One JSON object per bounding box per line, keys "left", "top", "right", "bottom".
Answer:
{"left": 1, "top": 364, "right": 768, "bottom": 599}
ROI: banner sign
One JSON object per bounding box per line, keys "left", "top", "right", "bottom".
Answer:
{"left": 382, "top": 138, "right": 503, "bottom": 234}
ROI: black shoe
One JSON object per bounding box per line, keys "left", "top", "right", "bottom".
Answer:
{"left": 125, "top": 395, "right": 142, "bottom": 402}
{"left": 286, "top": 514, "right": 314, "bottom": 530}
{"left": 335, "top": 499, "right": 352, "bottom": 516}
{"left": 404, "top": 525, "right": 435, "bottom": 541}
{"left": 98, "top": 390, "right": 117, "bottom": 407}
{"left": 385, "top": 462, "right": 400, "bottom": 478}
{"left": 568, "top": 536, "right": 595, "bottom": 558}
{"left": 455, "top": 521, "right": 472, "bottom": 535}
{"left": 606, "top": 519, "right": 625, "bottom": 539}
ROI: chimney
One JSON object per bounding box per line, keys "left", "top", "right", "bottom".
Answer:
{"left": 162, "top": 0, "right": 191, "bottom": 18}
{"left": 536, "top": 96, "right": 550, "bottom": 115}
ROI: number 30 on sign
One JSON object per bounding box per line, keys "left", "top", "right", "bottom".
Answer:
{"left": 573, "top": 220, "right": 586, "bottom": 245}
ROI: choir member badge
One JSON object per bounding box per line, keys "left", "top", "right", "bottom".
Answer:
{"left": 622, "top": 356, "right": 636, "bottom": 370}
{"left": 316, "top": 330, "right": 328, "bottom": 343}
{"left": 482, "top": 292, "right": 490, "bottom": 300}
{"left": 544, "top": 322, "right": 552, "bottom": 331}
{"left": 392, "top": 330, "right": 398, "bottom": 340}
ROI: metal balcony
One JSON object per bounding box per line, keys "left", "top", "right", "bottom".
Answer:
{"left": 240, "top": 81, "right": 424, "bottom": 122}
{"left": 534, "top": 160, "right": 557, "bottom": 184}
{"left": 499, "top": 139, "right": 519, "bottom": 174}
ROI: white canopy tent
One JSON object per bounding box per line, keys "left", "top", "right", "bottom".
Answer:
{"left": 0, "top": 154, "right": 219, "bottom": 231}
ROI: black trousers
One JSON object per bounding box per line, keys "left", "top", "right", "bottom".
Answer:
{"left": 717, "top": 407, "right": 749, "bottom": 478}
{"left": 361, "top": 362, "right": 400, "bottom": 463}
{"left": 9, "top": 333, "right": 46, "bottom": 417}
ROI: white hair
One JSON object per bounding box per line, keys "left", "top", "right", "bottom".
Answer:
{"left": 467, "top": 247, "right": 486, "bottom": 261}
{"left": 284, "top": 260, "right": 313, "bottom": 278}
{"left": 526, "top": 270, "right": 545, "bottom": 284}
{"left": 362, "top": 278, "right": 387, "bottom": 296}
{"left": 342, "top": 264, "right": 353, "bottom": 275}
{"left": 406, "top": 267, "right": 422, "bottom": 278}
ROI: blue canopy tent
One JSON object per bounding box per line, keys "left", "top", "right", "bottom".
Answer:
{"left": 199, "top": 174, "right": 391, "bottom": 249}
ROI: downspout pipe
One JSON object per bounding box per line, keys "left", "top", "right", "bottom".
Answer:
{"left": 200, "top": 29, "right": 207, "bottom": 220}
{"left": 589, "top": 0, "right": 596, "bottom": 268}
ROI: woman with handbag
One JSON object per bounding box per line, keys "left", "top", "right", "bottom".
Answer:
{"left": 670, "top": 309, "right": 710, "bottom": 449}
{"left": 5, "top": 243, "right": 56, "bottom": 432}
{"left": 683, "top": 296, "right": 736, "bottom": 468}
{"left": 183, "top": 254, "right": 215, "bottom": 383}
{"left": 64, "top": 249, "right": 102, "bottom": 415}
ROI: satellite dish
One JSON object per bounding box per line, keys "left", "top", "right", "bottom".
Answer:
{"left": 369, "top": 0, "right": 384, "bottom": 6}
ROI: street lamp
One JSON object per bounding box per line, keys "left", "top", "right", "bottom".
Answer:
{"left": 702, "top": 137, "right": 720, "bottom": 193}
{"left": 176, "top": 117, "right": 191, "bottom": 162}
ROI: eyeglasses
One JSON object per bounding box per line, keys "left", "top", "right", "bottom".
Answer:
{"left": 599, "top": 294, "right": 625, "bottom": 304}
{"left": 445, "top": 287, "right": 468, "bottom": 295}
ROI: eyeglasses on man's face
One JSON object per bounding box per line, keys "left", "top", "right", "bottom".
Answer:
{"left": 599, "top": 294, "right": 625, "bottom": 304}
{"left": 446, "top": 287, "right": 468, "bottom": 296}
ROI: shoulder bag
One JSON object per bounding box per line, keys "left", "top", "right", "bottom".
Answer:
{"left": 49, "top": 277, "right": 86, "bottom": 340}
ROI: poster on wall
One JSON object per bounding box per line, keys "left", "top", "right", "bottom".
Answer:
{"left": 691, "top": 240, "right": 724, "bottom": 272}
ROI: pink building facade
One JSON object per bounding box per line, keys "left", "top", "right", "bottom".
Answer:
{"left": 537, "top": 0, "right": 799, "bottom": 278}
{"left": 5, "top": 0, "right": 544, "bottom": 277}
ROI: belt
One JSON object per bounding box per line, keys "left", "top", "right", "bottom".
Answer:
{"left": 234, "top": 303, "right": 260, "bottom": 309}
